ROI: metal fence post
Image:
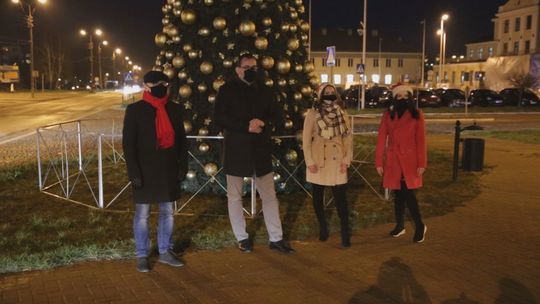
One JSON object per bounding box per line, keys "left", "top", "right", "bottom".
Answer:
{"left": 77, "top": 120, "right": 83, "bottom": 171}
{"left": 250, "top": 179, "right": 257, "bottom": 217}
{"left": 98, "top": 134, "right": 104, "bottom": 208}
{"left": 36, "top": 128, "right": 43, "bottom": 190}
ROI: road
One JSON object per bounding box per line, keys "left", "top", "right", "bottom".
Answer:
{"left": 0, "top": 92, "right": 126, "bottom": 143}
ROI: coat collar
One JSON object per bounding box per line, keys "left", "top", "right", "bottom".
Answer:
{"left": 387, "top": 110, "right": 413, "bottom": 129}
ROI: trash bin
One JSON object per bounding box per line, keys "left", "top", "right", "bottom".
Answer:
{"left": 462, "top": 138, "right": 484, "bottom": 171}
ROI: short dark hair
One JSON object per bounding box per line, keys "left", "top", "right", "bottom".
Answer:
{"left": 236, "top": 53, "right": 257, "bottom": 67}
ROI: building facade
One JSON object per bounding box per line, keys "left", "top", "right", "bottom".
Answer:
{"left": 439, "top": 0, "right": 540, "bottom": 91}
{"left": 310, "top": 28, "right": 423, "bottom": 89}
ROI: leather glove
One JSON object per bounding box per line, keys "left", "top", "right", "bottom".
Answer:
{"left": 131, "top": 178, "right": 143, "bottom": 189}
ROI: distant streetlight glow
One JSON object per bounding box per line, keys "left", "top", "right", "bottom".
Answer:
{"left": 95, "top": 29, "right": 103, "bottom": 36}
{"left": 115, "top": 48, "right": 122, "bottom": 54}
{"left": 125, "top": 56, "right": 130, "bottom": 61}
{"left": 102, "top": 40, "right": 108, "bottom": 46}
{"left": 442, "top": 14, "right": 449, "bottom": 21}
{"left": 11, "top": 0, "right": 20, "bottom": 4}
{"left": 79, "top": 29, "right": 87, "bottom": 36}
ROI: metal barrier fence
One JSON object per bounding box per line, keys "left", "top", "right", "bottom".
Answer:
{"left": 36, "top": 116, "right": 386, "bottom": 217}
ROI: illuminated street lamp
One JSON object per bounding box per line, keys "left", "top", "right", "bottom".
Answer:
{"left": 79, "top": 28, "right": 104, "bottom": 92}
{"left": 11, "top": 0, "right": 48, "bottom": 98}
{"left": 112, "top": 48, "right": 122, "bottom": 82}
{"left": 438, "top": 14, "right": 449, "bottom": 87}
{"left": 98, "top": 40, "right": 108, "bottom": 89}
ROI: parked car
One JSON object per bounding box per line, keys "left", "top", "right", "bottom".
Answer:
{"left": 413, "top": 89, "right": 441, "bottom": 107}
{"left": 469, "top": 89, "right": 504, "bottom": 106}
{"left": 344, "top": 85, "right": 391, "bottom": 108}
{"left": 434, "top": 88, "right": 469, "bottom": 107}
{"left": 499, "top": 88, "right": 540, "bottom": 106}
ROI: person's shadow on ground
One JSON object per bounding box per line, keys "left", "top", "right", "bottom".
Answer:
{"left": 348, "top": 257, "right": 432, "bottom": 304}
{"left": 494, "top": 277, "right": 538, "bottom": 304}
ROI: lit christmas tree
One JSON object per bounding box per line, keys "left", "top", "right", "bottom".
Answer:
{"left": 153, "top": 0, "right": 318, "bottom": 193}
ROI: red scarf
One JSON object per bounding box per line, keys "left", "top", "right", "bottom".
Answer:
{"left": 142, "top": 91, "right": 175, "bottom": 149}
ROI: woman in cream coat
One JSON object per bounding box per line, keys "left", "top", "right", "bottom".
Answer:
{"left": 303, "top": 83, "right": 353, "bottom": 247}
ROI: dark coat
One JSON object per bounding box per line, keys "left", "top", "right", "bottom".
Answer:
{"left": 122, "top": 100, "right": 188, "bottom": 204}
{"left": 214, "top": 78, "right": 282, "bottom": 177}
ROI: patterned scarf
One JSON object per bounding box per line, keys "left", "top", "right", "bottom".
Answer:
{"left": 315, "top": 100, "right": 349, "bottom": 140}
{"left": 142, "top": 91, "right": 175, "bottom": 149}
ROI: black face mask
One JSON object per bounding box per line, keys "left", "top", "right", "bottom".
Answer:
{"left": 243, "top": 68, "right": 257, "bottom": 83}
{"left": 150, "top": 84, "right": 168, "bottom": 98}
{"left": 395, "top": 99, "right": 410, "bottom": 117}
{"left": 322, "top": 94, "right": 337, "bottom": 102}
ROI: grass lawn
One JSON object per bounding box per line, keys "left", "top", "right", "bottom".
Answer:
{"left": 347, "top": 105, "right": 540, "bottom": 115}
{"left": 469, "top": 129, "right": 540, "bottom": 145}
{"left": 0, "top": 136, "right": 482, "bottom": 274}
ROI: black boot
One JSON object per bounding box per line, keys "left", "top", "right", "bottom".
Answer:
{"left": 312, "top": 184, "right": 328, "bottom": 242}
{"left": 333, "top": 185, "right": 350, "bottom": 248}
{"left": 341, "top": 228, "right": 351, "bottom": 248}
{"left": 319, "top": 224, "right": 329, "bottom": 241}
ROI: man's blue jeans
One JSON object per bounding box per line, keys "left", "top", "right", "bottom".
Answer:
{"left": 133, "top": 202, "right": 174, "bottom": 258}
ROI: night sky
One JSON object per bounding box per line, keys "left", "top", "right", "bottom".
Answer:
{"left": 0, "top": 0, "right": 506, "bottom": 77}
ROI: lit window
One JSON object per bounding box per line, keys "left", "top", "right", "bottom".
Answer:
{"left": 371, "top": 74, "right": 380, "bottom": 84}
{"left": 334, "top": 74, "right": 342, "bottom": 85}
{"left": 321, "top": 74, "right": 328, "bottom": 83}
{"left": 346, "top": 74, "right": 355, "bottom": 84}
{"left": 384, "top": 74, "right": 392, "bottom": 85}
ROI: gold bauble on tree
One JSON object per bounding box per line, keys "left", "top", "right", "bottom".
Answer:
{"left": 208, "top": 94, "right": 217, "bottom": 103}
{"left": 199, "top": 142, "right": 210, "bottom": 153}
{"left": 198, "top": 27, "right": 211, "bottom": 37}
{"left": 188, "top": 50, "right": 199, "bottom": 59}
{"left": 301, "top": 22, "right": 310, "bottom": 33}
{"left": 183, "top": 44, "right": 192, "bottom": 52}
{"left": 180, "top": 9, "right": 197, "bottom": 25}
{"left": 290, "top": 11, "right": 298, "bottom": 20}
{"left": 204, "top": 0, "right": 214, "bottom": 6}
{"left": 294, "top": 0, "right": 302, "bottom": 6}
{"left": 278, "top": 78, "right": 287, "bottom": 87}
{"left": 293, "top": 92, "right": 303, "bottom": 101}
{"left": 261, "top": 56, "right": 275, "bottom": 70}
{"left": 172, "top": 56, "right": 185, "bottom": 68}
{"left": 294, "top": 64, "right": 303, "bottom": 72}
{"left": 285, "top": 150, "right": 298, "bottom": 162}
{"left": 276, "top": 59, "right": 291, "bottom": 74}
{"left": 289, "top": 24, "right": 298, "bottom": 32}
{"left": 213, "top": 78, "right": 225, "bottom": 91}
{"left": 301, "top": 85, "right": 313, "bottom": 97}
{"left": 172, "top": 35, "right": 181, "bottom": 43}
{"left": 304, "top": 62, "right": 315, "bottom": 73}
{"left": 285, "top": 119, "right": 294, "bottom": 129}
{"left": 310, "top": 76, "right": 319, "bottom": 87}
{"left": 165, "top": 51, "right": 174, "bottom": 59}
{"left": 179, "top": 85, "right": 192, "bottom": 98}
{"left": 223, "top": 59, "right": 233, "bottom": 68}
{"left": 262, "top": 17, "right": 272, "bottom": 27}
{"left": 287, "top": 38, "right": 300, "bottom": 51}
{"left": 183, "top": 120, "right": 192, "bottom": 133}
{"left": 281, "top": 23, "right": 290, "bottom": 32}
{"left": 177, "top": 71, "right": 187, "bottom": 80}
{"left": 163, "top": 67, "right": 176, "bottom": 79}
{"left": 264, "top": 78, "right": 274, "bottom": 87}
{"left": 239, "top": 20, "right": 256, "bottom": 36}
{"left": 200, "top": 61, "right": 214, "bottom": 74}
{"left": 213, "top": 17, "right": 227, "bottom": 30}
{"left": 197, "top": 83, "right": 208, "bottom": 93}
{"left": 204, "top": 163, "right": 218, "bottom": 176}
{"left": 254, "top": 37, "right": 269, "bottom": 50}
{"left": 155, "top": 33, "right": 167, "bottom": 47}
{"left": 198, "top": 127, "right": 209, "bottom": 136}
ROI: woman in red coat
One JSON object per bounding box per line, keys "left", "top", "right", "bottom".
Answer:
{"left": 375, "top": 84, "right": 427, "bottom": 243}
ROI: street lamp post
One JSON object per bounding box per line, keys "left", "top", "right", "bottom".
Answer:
{"left": 421, "top": 19, "right": 426, "bottom": 87}
{"left": 11, "top": 0, "right": 47, "bottom": 98}
{"left": 378, "top": 37, "right": 382, "bottom": 83}
{"left": 98, "top": 40, "right": 108, "bottom": 89}
{"left": 79, "top": 28, "right": 103, "bottom": 92}
{"left": 357, "top": 0, "right": 367, "bottom": 111}
{"left": 112, "top": 48, "right": 122, "bottom": 83}
{"left": 438, "top": 14, "right": 449, "bottom": 87}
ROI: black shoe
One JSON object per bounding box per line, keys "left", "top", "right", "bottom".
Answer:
{"left": 269, "top": 240, "right": 295, "bottom": 254}
{"left": 238, "top": 239, "right": 253, "bottom": 252}
{"left": 413, "top": 224, "right": 427, "bottom": 243}
{"left": 319, "top": 226, "right": 329, "bottom": 242}
{"left": 136, "top": 257, "right": 150, "bottom": 273}
{"left": 158, "top": 251, "right": 184, "bottom": 267}
{"left": 390, "top": 226, "right": 406, "bottom": 238}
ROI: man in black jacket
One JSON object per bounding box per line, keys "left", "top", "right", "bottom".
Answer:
{"left": 122, "top": 71, "right": 188, "bottom": 272}
{"left": 214, "top": 54, "right": 294, "bottom": 254}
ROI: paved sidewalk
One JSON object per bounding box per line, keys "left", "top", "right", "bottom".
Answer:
{"left": 0, "top": 135, "right": 539, "bottom": 303}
